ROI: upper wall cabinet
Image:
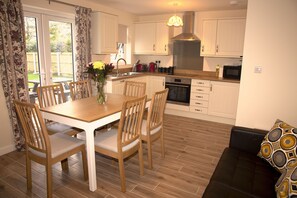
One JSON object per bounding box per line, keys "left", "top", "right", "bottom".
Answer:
{"left": 201, "top": 18, "right": 246, "bottom": 57}
{"left": 91, "top": 12, "right": 118, "bottom": 54}
{"left": 134, "top": 22, "right": 169, "bottom": 55}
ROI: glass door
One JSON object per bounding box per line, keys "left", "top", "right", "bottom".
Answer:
{"left": 24, "top": 12, "right": 75, "bottom": 103}
{"left": 48, "top": 18, "right": 74, "bottom": 101}
{"left": 24, "top": 14, "right": 44, "bottom": 103}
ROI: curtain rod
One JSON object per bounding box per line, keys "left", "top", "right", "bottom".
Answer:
{"left": 49, "top": 0, "right": 78, "bottom": 8}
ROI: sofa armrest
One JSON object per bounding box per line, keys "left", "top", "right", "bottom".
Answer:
{"left": 229, "top": 126, "right": 268, "bottom": 155}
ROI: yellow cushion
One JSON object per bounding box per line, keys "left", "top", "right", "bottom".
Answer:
{"left": 258, "top": 119, "right": 297, "bottom": 173}
{"left": 275, "top": 160, "right": 297, "bottom": 197}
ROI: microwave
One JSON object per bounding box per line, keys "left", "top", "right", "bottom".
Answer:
{"left": 223, "top": 65, "right": 242, "bottom": 80}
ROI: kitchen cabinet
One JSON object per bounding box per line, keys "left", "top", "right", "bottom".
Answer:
{"left": 201, "top": 18, "right": 246, "bottom": 57}
{"left": 208, "top": 81, "right": 239, "bottom": 119}
{"left": 106, "top": 76, "right": 148, "bottom": 95}
{"left": 91, "top": 12, "right": 118, "bottom": 54}
{"left": 190, "top": 79, "right": 211, "bottom": 114}
{"left": 148, "top": 76, "right": 165, "bottom": 99}
{"left": 134, "top": 22, "right": 169, "bottom": 55}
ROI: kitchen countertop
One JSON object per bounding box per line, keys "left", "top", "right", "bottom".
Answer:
{"left": 107, "top": 71, "right": 240, "bottom": 83}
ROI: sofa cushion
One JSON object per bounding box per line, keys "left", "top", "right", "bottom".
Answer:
{"left": 258, "top": 119, "right": 297, "bottom": 173}
{"left": 275, "top": 160, "right": 297, "bottom": 197}
{"left": 203, "top": 148, "right": 280, "bottom": 198}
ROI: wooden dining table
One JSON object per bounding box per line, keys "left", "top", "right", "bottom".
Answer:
{"left": 40, "top": 93, "right": 140, "bottom": 192}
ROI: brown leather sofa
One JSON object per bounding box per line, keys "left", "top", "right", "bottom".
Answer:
{"left": 203, "top": 126, "right": 280, "bottom": 198}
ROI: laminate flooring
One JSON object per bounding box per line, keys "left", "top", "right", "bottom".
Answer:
{"left": 0, "top": 114, "right": 232, "bottom": 198}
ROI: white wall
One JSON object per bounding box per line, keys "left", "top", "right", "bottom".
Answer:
{"left": 0, "top": 83, "right": 15, "bottom": 155}
{"left": 236, "top": 0, "right": 297, "bottom": 130}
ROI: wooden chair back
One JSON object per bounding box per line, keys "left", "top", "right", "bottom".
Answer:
{"left": 14, "top": 100, "right": 50, "bottom": 156}
{"left": 37, "top": 84, "right": 66, "bottom": 108}
{"left": 118, "top": 95, "right": 147, "bottom": 148}
{"left": 123, "top": 81, "right": 146, "bottom": 97}
{"left": 147, "top": 88, "right": 169, "bottom": 132}
{"left": 69, "top": 80, "right": 92, "bottom": 101}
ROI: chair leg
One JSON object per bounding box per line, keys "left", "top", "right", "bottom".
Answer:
{"left": 139, "top": 142, "right": 144, "bottom": 175}
{"left": 161, "top": 129, "right": 165, "bottom": 158}
{"left": 118, "top": 157, "right": 126, "bottom": 192}
{"left": 81, "top": 149, "right": 88, "bottom": 181}
{"left": 26, "top": 155, "right": 32, "bottom": 190}
{"left": 46, "top": 164, "right": 53, "bottom": 198}
{"left": 147, "top": 141, "right": 153, "bottom": 169}
{"left": 61, "top": 158, "right": 69, "bottom": 171}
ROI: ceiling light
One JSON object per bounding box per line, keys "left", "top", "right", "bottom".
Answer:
{"left": 167, "top": 2, "right": 183, "bottom": 27}
{"left": 167, "top": 15, "right": 183, "bottom": 27}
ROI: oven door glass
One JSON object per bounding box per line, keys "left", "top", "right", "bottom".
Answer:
{"left": 165, "top": 83, "right": 190, "bottom": 105}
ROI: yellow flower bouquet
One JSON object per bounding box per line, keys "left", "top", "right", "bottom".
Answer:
{"left": 86, "top": 61, "right": 114, "bottom": 104}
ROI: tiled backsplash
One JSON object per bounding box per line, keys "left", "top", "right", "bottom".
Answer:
{"left": 134, "top": 55, "right": 173, "bottom": 68}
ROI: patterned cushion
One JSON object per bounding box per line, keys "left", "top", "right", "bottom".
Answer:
{"left": 258, "top": 119, "right": 297, "bottom": 173}
{"left": 275, "top": 160, "right": 297, "bottom": 197}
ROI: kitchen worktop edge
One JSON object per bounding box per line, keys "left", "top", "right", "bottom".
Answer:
{"left": 107, "top": 72, "right": 240, "bottom": 83}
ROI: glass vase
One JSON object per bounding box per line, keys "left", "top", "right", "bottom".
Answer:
{"left": 96, "top": 81, "right": 106, "bottom": 104}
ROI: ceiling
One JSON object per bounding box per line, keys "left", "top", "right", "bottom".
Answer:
{"left": 89, "top": 0, "right": 248, "bottom": 15}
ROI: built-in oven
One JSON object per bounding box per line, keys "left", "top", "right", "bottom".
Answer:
{"left": 165, "top": 77, "right": 191, "bottom": 106}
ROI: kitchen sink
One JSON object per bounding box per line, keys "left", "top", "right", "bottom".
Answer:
{"left": 107, "top": 72, "right": 141, "bottom": 79}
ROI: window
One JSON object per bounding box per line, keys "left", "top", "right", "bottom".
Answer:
{"left": 110, "top": 43, "right": 126, "bottom": 64}
{"left": 24, "top": 11, "right": 75, "bottom": 102}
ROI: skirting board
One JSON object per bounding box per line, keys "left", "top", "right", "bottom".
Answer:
{"left": 165, "top": 108, "right": 236, "bottom": 125}
{"left": 0, "top": 144, "right": 16, "bottom": 156}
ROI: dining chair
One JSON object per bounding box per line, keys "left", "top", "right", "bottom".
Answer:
{"left": 141, "top": 88, "right": 168, "bottom": 169}
{"left": 123, "top": 81, "right": 146, "bottom": 97}
{"left": 14, "top": 100, "right": 88, "bottom": 198}
{"left": 94, "top": 95, "right": 147, "bottom": 192}
{"left": 69, "top": 80, "right": 92, "bottom": 101}
{"left": 36, "top": 83, "right": 82, "bottom": 136}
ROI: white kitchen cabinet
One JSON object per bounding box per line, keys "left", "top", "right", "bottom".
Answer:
{"left": 134, "top": 22, "right": 169, "bottom": 55}
{"left": 208, "top": 81, "right": 239, "bottom": 119}
{"left": 106, "top": 76, "right": 148, "bottom": 95}
{"left": 105, "top": 79, "right": 125, "bottom": 95}
{"left": 201, "top": 18, "right": 246, "bottom": 57}
{"left": 148, "top": 76, "right": 165, "bottom": 99}
{"left": 190, "top": 79, "right": 211, "bottom": 114}
{"left": 91, "top": 12, "right": 118, "bottom": 54}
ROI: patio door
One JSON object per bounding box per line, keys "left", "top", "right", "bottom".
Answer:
{"left": 24, "top": 12, "right": 75, "bottom": 102}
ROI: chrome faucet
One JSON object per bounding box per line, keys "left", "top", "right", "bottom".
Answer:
{"left": 116, "top": 58, "right": 126, "bottom": 76}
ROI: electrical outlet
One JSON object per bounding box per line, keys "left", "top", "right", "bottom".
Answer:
{"left": 254, "top": 66, "right": 262, "bottom": 73}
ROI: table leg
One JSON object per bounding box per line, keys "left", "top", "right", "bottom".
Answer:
{"left": 85, "top": 128, "right": 97, "bottom": 191}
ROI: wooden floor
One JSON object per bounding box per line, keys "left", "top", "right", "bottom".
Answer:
{"left": 0, "top": 114, "right": 232, "bottom": 198}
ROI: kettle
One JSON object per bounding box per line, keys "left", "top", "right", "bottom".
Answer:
{"left": 149, "top": 62, "right": 157, "bottom": 72}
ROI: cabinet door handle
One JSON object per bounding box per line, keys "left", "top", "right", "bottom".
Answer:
{"left": 216, "top": 45, "right": 219, "bottom": 53}
{"left": 196, "top": 96, "right": 203, "bottom": 98}
{"left": 195, "top": 109, "right": 202, "bottom": 112}
{"left": 197, "top": 89, "right": 203, "bottom": 91}
{"left": 164, "top": 45, "right": 167, "bottom": 51}
{"left": 153, "top": 44, "right": 155, "bottom": 51}
{"left": 198, "top": 82, "right": 204, "bottom": 85}
{"left": 196, "top": 102, "right": 202, "bottom": 105}
{"left": 210, "top": 84, "right": 213, "bottom": 92}
{"left": 202, "top": 45, "right": 204, "bottom": 52}
{"left": 119, "top": 80, "right": 125, "bottom": 83}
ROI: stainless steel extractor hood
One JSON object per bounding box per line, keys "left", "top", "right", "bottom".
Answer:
{"left": 172, "top": 11, "right": 199, "bottom": 41}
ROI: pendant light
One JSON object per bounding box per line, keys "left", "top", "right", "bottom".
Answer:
{"left": 167, "top": 2, "right": 183, "bottom": 27}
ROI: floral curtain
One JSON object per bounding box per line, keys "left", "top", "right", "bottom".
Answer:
{"left": 75, "top": 6, "right": 92, "bottom": 81}
{"left": 0, "top": 0, "right": 28, "bottom": 150}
